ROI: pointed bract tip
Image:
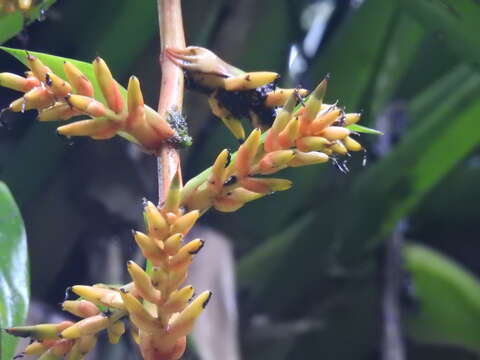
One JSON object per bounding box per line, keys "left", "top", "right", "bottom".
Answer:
{"left": 188, "top": 239, "right": 205, "bottom": 255}
{"left": 202, "top": 291, "right": 213, "bottom": 308}
{"left": 225, "top": 149, "right": 232, "bottom": 168}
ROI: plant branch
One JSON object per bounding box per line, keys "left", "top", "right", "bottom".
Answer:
{"left": 156, "top": 0, "right": 186, "bottom": 204}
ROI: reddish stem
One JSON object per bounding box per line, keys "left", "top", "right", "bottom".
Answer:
{"left": 156, "top": 0, "right": 186, "bottom": 204}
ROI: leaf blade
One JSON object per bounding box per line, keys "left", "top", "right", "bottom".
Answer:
{"left": 0, "top": 182, "right": 29, "bottom": 360}
{"left": 404, "top": 243, "right": 480, "bottom": 352}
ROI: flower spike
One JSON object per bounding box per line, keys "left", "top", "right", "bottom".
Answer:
{"left": 0, "top": 54, "right": 175, "bottom": 152}
{"left": 3, "top": 42, "right": 375, "bottom": 360}
{"left": 182, "top": 74, "right": 368, "bottom": 215}
{"left": 168, "top": 45, "right": 308, "bottom": 140}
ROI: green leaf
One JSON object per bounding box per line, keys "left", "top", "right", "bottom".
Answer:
{"left": 0, "top": 182, "right": 29, "bottom": 360}
{"left": 347, "top": 124, "right": 383, "bottom": 135}
{"left": 404, "top": 243, "right": 480, "bottom": 352}
{"left": 402, "top": 0, "right": 480, "bottom": 64}
{"left": 0, "top": 0, "right": 57, "bottom": 44}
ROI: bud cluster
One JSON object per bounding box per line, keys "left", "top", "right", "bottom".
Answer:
{"left": 0, "top": 54, "right": 175, "bottom": 152}
{"left": 167, "top": 46, "right": 309, "bottom": 140}
{"left": 181, "top": 77, "right": 363, "bottom": 213}
{"left": 2, "top": 45, "right": 368, "bottom": 360}
{"left": 0, "top": 0, "right": 32, "bottom": 13}
{"left": 7, "top": 179, "right": 210, "bottom": 360}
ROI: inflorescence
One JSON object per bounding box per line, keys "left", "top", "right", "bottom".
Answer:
{"left": 1, "top": 46, "right": 366, "bottom": 360}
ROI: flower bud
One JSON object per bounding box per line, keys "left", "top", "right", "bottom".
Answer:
{"left": 329, "top": 141, "right": 348, "bottom": 155}
{"left": 288, "top": 151, "right": 329, "bottom": 167}
{"left": 239, "top": 177, "right": 292, "bottom": 194}
{"left": 170, "top": 239, "right": 205, "bottom": 271}
{"left": 57, "top": 118, "right": 119, "bottom": 140}
{"left": 208, "top": 149, "right": 231, "bottom": 193}
{"left": 167, "top": 271, "right": 188, "bottom": 296}
{"left": 166, "top": 291, "right": 212, "bottom": 339}
{"left": 299, "top": 76, "right": 328, "bottom": 134}
{"left": 163, "top": 285, "right": 195, "bottom": 313}
{"left": 344, "top": 112, "right": 361, "bottom": 126}
{"left": 277, "top": 116, "right": 300, "bottom": 149}
{"left": 62, "top": 300, "right": 100, "bottom": 318}
{"left": 39, "top": 339, "right": 74, "bottom": 360}
{"left": 236, "top": 128, "right": 261, "bottom": 177}
{"left": 24, "top": 341, "right": 49, "bottom": 355}
{"left": 61, "top": 315, "right": 109, "bottom": 339}
{"left": 144, "top": 201, "right": 169, "bottom": 240}
{"left": 171, "top": 210, "right": 200, "bottom": 235}
{"left": 26, "top": 54, "right": 51, "bottom": 83}
{"left": 66, "top": 335, "right": 97, "bottom": 360}
{"left": 320, "top": 126, "right": 350, "bottom": 141}
{"left": 63, "top": 61, "right": 94, "bottom": 97}
{"left": 224, "top": 72, "right": 279, "bottom": 91}
{"left": 45, "top": 72, "right": 72, "bottom": 98}
{"left": 258, "top": 150, "right": 295, "bottom": 174}
{"left": 208, "top": 93, "right": 245, "bottom": 140}
{"left": 93, "top": 57, "right": 123, "bottom": 114}
{"left": 71, "top": 285, "right": 125, "bottom": 310}
{"left": 0, "top": 72, "right": 37, "bottom": 92}
{"left": 163, "top": 171, "right": 182, "bottom": 215}
{"left": 162, "top": 235, "right": 182, "bottom": 258}
{"left": 265, "top": 92, "right": 297, "bottom": 152}
{"left": 309, "top": 108, "right": 342, "bottom": 135}
{"left": 18, "top": 0, "right": 32, "bottom": 10}
{"left": 65, "top": 94, "right": 113, "bottom": 118}
{"left": 264, "top": 88, "right": 308, "bottom": 108}
{"left": 343, "top": 136, "right": 363, "bottom": 151}
{"left": 38, "top": 102, "right": 77, "bottom": 122}
{"left": 133, "top": 231, "right": 165, "bottom": 266}
{"left": 296, "top": 136, "right": 330, "bottom": 152}
{"left": 119, "top": 290, "right": 164, "bottom": 334}
{"left": 213, "top": 195, "right": 244, "bottom": 212}
{"left": 6, "top": 321, "right": 74, "bottom": 340}
{"left": 127, "top": 260, "right": 162, "bottom": 303}
{"left": 10, "top": 86, "right": 55, "bottom": 112}
{"left": 107, "top": 321, "right": 125, "bottom": 344}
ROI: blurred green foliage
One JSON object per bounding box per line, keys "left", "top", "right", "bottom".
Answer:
{"left": 0, "top": 0, "right": 479, "bottom": 359}
{"left": 404, "top": 243, "right": 480, "bottom": 352}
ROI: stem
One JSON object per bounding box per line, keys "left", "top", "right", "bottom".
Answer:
{"left": 156, "top": 0, "right": 186, "bottom": 204}
{"left": 382, "top": 222, "right": 406, "bottom": 360}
